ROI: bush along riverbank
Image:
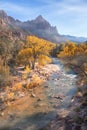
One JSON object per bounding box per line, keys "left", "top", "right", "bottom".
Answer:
{"left": 42, "top": 56, "right": 87, "bottom": 130}
{"left": 0, "top": 61, "right": 60, "bottom": 118}
{"left": 0, "top": 56, "right": 86, "bottom": 130}
{"left": 0, "top": 58, "right": 79, "bottom": 130}
{"left": 0, "top": 59, "right": 59, "bottom": 130}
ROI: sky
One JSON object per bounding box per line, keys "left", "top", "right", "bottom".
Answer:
{"left": 0, "top": 0, "right": 87, "bottom": 37}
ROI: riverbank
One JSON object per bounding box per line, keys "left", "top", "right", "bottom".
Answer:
{"left": 0, "top": 62, "right": 60, "bottom": 109}
{"left": 0, "top": 60, "right": 60, "bottom": 130}
{"left": 0, "top": 58, "right": 79, "bottom": 130}
{"left": 44, "top": 87, "right": 87, "bottom": 130}
{"left": 42, "top": 58, "right": 87, "bottom": 130}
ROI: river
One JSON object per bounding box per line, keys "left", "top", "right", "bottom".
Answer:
{"left": 0, "top": 58, "right": 77, "bottom": 130}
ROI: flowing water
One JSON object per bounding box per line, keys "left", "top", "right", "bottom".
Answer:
{"left": 0, "top": 58, "right": 77, "bottom": 130}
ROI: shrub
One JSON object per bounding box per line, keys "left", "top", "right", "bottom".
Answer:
{"left": 22, "top": 65, "right": 30, "bottom": 80}
{"left": 0, "top": 65, "right": 11, "bottom": 87}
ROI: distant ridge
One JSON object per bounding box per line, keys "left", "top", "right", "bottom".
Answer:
{"left": 63, "top": 35, "right": 87, "bottom": 43}
{"left": 0, "top": 10, "right": 87, "bottom": 43}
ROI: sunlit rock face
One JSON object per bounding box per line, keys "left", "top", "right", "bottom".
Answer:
{"left": 20, "top": 15, "right": 67, "bottom": 43}
{"left": 0, "top": 10, "right": 67, "bottom": 43}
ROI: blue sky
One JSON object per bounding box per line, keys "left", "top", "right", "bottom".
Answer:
{"left": 0, "top": 0, "right": 87, "bottom": 37}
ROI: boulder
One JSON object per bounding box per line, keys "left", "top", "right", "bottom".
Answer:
{"left": 76, "top": 92, "right": 83, "bottom": 98}
{"left": 31, "top": 93, "right": 36, "bottom": 98}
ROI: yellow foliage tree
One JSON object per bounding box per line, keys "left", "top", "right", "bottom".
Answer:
{"left": 58, "top": 42, "right": 87, "bottom": 58}
{"left": 17, "top": 48, "right": 33, "bottom": 68}
{"left": 38, "top": 55, "right": 52, "bottom": 66}
{"left": 17, "top": 36, "right": 55, "bottom": 69}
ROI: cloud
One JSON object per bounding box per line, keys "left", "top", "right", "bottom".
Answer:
{"left": 0, "top": 0, "right": 87, "bottom": 20}
{"left": 0, "top": 1, "right": 42, "bottom": 20}
{"left": 0, "top": 0, "right": 87, "bottom": 36}
{"left": 44, "top": 0, "right": 87, "bottom": 15}
{"left": 41, "top": 0, "right": 87, "bottom": 36}
{"left": 0, "top": 2, "right": 24, "bottom": 11}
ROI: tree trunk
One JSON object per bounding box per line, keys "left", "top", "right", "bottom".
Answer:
{"left": 32, "top": 61, "right": 35, "bottom": 69}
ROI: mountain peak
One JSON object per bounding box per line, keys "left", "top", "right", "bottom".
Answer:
{"left": 0, "top": 10, "right": 68, "bottom": 43}
{"left": 0, "top": 10, "right": 7, "bottom": 18}
{"left": 0, "top": 10, "right": 6, "bottom": 14}
{"left": 35, "top": 15, "right": 50, "bottom": 24}
{"left": 33, "top": 15, "right": 51, "bottom": 29}
{"left": 0, "top": 10, "right": 9, "bottom": 22}
{"left": 35, "top": 15, "right": 44, "bottom": 21}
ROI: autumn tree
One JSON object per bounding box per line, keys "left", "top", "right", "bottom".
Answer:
{"left": 17, "top": 36, "right": 55, "bottom": 69}
{"left": 17, "top": 48, "right": 33, "bottom": 68}
{"left": 58, "top": 42, "right": 77, "bottom": 57}
{"left": 8, "top": 40, "right": 25, "bottom": 67}
{"left": 0, "top": 58, "right": 11, "bottom": 86}
{"left": 0, "top": 37, "right": 13, "bottom": 66}
{"left": 58, "top": 41, "right": 87, "bottom": 84}
{"left": 58, "top": 41, "right": 87, "bottom": 58}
